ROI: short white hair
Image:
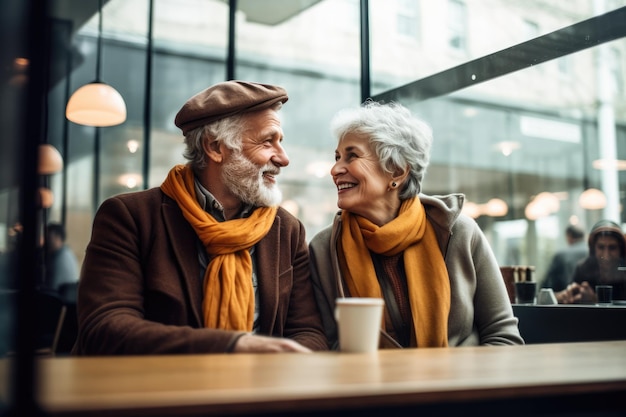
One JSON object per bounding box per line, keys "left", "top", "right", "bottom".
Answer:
{"left": 330, "top": 100, "right": 433, "bottom": 198}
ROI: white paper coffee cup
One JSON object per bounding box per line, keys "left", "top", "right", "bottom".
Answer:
{"left": 335, "top": 297, "right": 384, "bottom": 353}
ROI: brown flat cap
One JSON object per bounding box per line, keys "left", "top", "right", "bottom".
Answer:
{"left": 175, "top": 80, "right": 288, "bottom": 135}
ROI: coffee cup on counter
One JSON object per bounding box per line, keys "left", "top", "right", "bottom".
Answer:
{"left": 595, "top": 285, "right": 613, "bottom": 305}
{"left": 500, "top": 265, "right": 539, "bottom": 305}
{"left": 515, "top": 281, "right": 537, "bottom": 305}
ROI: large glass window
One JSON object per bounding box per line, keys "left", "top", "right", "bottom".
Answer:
{"left": 3, "top": 0, "right": 626, "bottom": 412}
{"left": 53, "top": 0, "right": 153, "bottom": 264}
{"left": 45, "top": 0, "right": 626, "bottom": 290}
{"left": 372, "top": 4, "right": 626, "bottom": 284}
{"left": 397, "top": 0, "right": 420, "bottom": 39}
{"left": 231, "top": 0, "right": 362, "bottom": 237}
{"left": 447, "top": 0, "right": 468, "bottom": 52}
{"left": 370, "top": 1, "right": 620, "bottom": 95}
{"left": 610, "top": 47, "right": 624, "bottom": 95}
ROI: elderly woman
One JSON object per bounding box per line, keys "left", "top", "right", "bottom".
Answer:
{"left": 309, "top": 101, "right": 524, "bottom": 349}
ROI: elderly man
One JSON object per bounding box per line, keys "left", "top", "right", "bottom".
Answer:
{"left": 74, "top": 81, "right": 328, "bottom": 355}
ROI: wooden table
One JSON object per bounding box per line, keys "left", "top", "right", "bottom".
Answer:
{"left": 4, "top": 341, "right": 626, "bottom": 416}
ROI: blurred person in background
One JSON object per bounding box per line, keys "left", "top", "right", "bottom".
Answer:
{"left": 556, "top": 220, "right": 626, "bottom": 303}
{"left": 542, "top": 224, "right": 587, "bottom": 292}
{"left": 44, "top": 222, "right": 79, "bottom": 293}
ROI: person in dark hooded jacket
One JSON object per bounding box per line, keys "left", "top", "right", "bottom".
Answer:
{"left": 556, "top": 220, "right": 626, "bottom": 303}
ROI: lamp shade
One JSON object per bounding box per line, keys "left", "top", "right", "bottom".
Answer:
{"left": 484, "top": 198, "right": 508, "bottom": 217}
{"left": 579, "top": 188, "right": 607, "bottom": 210}
{"left": 66, "top": 82, "right": 127, "bottom": 127}
{"left": 461, "top": 201, "right": 481, "bottom": 219}
{"left": 525, "top": 200, "right": 548, "bottom": 220}
{"left": 37, "top": 187, "right": 54, "bottom": 209}
{"left": 38, "top": 144, "right": 64, "bottom": 175}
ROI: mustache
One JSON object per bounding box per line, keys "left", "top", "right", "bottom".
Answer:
{"left": 261, "top": 163, "right": 280, "bottom": 176}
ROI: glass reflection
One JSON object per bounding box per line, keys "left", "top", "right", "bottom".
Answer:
{"left": 48, "top": 0, "right": 626, "bottom": 294}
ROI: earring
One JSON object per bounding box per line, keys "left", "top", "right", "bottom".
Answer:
{"left": 391, "top": 182, "right": 397, "bottom": 188}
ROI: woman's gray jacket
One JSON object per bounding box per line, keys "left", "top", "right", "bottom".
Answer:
{"left": 309, "top": 193, "right": 524, "bottom": 348}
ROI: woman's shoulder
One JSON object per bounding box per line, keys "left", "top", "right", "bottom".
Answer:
{"left": 309, "top": 213, "right": 341, "bottom": 249}
{"left": 310, "top": 225, "right": 332, "bottom": 243}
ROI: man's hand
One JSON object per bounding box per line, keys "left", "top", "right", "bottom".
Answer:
{"left": 233, "top": 334, "right": 312, "bottom": 353}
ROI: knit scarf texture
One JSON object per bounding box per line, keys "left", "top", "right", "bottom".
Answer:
{"left": 161, "top": 164, "right": 277, "bottom": 331}
{"left": 338, "top": 197, "right": 450, "bottom": 347}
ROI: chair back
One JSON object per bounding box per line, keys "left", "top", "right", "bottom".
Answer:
{"left": 35, "top": 290, "right": 66, "bottom": 355}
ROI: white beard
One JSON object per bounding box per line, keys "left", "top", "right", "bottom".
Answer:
{"left": 221, "top": 151, "right": 282, "bottom": 207}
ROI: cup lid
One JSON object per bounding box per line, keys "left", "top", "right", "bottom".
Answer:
{"left": 335, "top": 297, "right": 384, "bottom": 306}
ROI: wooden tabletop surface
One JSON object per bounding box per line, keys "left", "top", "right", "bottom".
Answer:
{"left": 3, "top": 340, "right": 625, "bottom": 416}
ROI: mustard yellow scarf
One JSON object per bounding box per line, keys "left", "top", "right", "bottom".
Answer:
{"left": 161, "top": 164, "right": 277, "bottom": 331}
{"left": 339, "top": 197, "right": 450, "bottom": 347}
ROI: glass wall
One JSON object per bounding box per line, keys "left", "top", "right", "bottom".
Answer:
{"left": 44, "top": 0, "right": 626, "bottom": 286}
{"left": 1, "top": 0, "right": 626, "bottom": 411}
{"left": 370, "top": 2, "right": 626, "bottom": 280}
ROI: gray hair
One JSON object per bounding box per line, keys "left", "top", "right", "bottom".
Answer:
{"left": 182, "top": 101, "right": 284, "bottom": 172}
{"left": 183, "top": 114, "right": 245, "bottom": 172}
{"left": 330, "top": 100, "right": 433, "bottom": 199}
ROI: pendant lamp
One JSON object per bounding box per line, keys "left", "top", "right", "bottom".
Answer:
{"left": 38, "top": 144, "right": 64, "bottom": 175}
{"left": 37, "top": 187, "right": 55, "bottom": 209}
{"left": 579, "top": 188, "right": 607, "bottom": 210}
{"left": 66, "top": 0, "right": 126, "bottom": 127}
{"left": 483, "top": 198, "right": 508, "bottom": 217}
